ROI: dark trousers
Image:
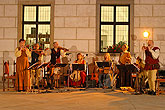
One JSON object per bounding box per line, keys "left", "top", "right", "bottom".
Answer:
{"left": 119, "top": 65, "right": 131, "bottom": 87}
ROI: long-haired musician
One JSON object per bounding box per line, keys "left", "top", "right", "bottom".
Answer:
{"left": 70, "top": 53, "right": 86, "bottom": 87}
{"left": 15, "top": 39, "right": 31, "bottom": 92}
{"left": 118, "top": 44, "right": 132, "bottom": 87}
{"left": 98, "top": 53, "right": 112, "bottom": 89}
{"left": 142, "top": 40, "right": 160, "bottom": 95}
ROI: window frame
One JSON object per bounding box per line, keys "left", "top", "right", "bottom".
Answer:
{"left": 99, "top": 5, "right": 130, "bottom": 53}
{"left": 22, "top": 5, "right": 51, "bottom": 43}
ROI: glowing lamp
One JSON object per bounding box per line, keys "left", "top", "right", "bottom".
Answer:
{"left": 143, "top": 31, "right": 150, "bottom": 38}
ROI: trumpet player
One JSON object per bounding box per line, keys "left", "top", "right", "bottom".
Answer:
{"left": 142, "top": 40, "right": 160, "bottom": 95}
{"left": 15, "top": 39, "right": 31, "bottom": 92}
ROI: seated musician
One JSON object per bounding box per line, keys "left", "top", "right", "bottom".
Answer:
{"left": 31, "top": 43, "right": 44, "bottom": 89}
{"left": 118, "top": 44, "right": 132, "bottom": 87}
{"left": 70, "top": 53, "right": 86, "bottom": 87}
{"left": 98, "top": 53, "right": 112, "bottom": 89}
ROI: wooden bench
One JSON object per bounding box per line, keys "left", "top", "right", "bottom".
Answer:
{"left": 155, "top": 69, "right": 165, "bottom": 95}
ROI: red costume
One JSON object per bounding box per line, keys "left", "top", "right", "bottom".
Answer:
{"left": 145, "top": 47, "right": 160, "bottom": 70}
{"left": 69, "top": 60, "right": 86, "bottom": 87}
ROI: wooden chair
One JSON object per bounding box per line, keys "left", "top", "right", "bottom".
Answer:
{"left": 155, "top": 70, "right": 165, "bottom": 95}
{"left": 2, "top": 60, "right": 16, "bottom": 91}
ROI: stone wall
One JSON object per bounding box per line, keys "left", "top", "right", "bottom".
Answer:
{"left": 0, "top": 0, "right": 18, "bottom": 77}
{"left": 0, "top": 0, "right": 165, "bottom": 77}
{"left": 54, "top": 0, "right": 96, "bottom": 63}
{"left": 134, "top": 0, "right": 165, "bottom": 66}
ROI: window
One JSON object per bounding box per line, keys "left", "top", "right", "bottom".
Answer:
{"left": 100, "top": 5, "right": 130, "bottom": 53}
{"left": 22, "top": 5, "right": 51, "bottom": 49}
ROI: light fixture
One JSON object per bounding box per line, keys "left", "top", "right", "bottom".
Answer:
{"left": 143, "top": 31, "right": 150, "bottom": 38}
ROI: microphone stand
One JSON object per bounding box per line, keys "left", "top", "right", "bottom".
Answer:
{"left": 85, "top": 54, "right": 89, "bottom": 89}
{"left": 66, "top": 53, "right": 73, "bottom": 89}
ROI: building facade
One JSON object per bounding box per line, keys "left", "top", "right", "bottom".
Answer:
{"left": 0, "top": 0, "right": 165, "bottom": 76}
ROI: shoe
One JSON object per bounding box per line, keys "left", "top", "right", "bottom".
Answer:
{"left": 148, "top": 90, "right": 153, "bottom": 95}
{"left": 152, "top": 91, "right": 156, "bottom": 95}
{"left": 34, "top": 86, "right": 38, "bottom": 89}
{"left": 50, "top": 87, "right": 54, "bottom": 90}
{"left": 148, "top": 90, "right": 156, "bottom": 95}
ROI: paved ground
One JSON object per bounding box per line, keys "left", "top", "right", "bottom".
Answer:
{"left": 0, "top": 88, "right": 165, "bottom": 110}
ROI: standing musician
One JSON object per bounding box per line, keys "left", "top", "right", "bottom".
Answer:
{"left": 118, "top": 44, "right": 132, "bottom": 87}
{"left": 98, "top": 53, "right": 112, "bottom": 89}
{"left": 48, "top": 42, "right": 67, "bottom": 65}
{"left": 70, "top": 53, "right": 86, "bottom": 87}
{"left": 15, "top": 39, "right": 31, "bottom": 92}
{"left": 45, "top": 42, "right": 68, "bottom": 89}
{"left": 142, "top": 40, "right": 160, "bottom": 95}
{"left": 31, "top": 43, "right": 44, "bottom": 89}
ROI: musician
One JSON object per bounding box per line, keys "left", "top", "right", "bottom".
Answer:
{"left": 31, "top": 43, "right": 44, "bottom": 88}
{"left": 98, "top": 53, "right": 112, "bottom": 89}
{"left": 45, "top": 42, "right": 67, "bottom": 89}
{"left": 45, "top": 42, "right": 66, "bottom": 65}
{"left": 119, "top": 44, "right": 131, "bottom": 65}
{"left": 31, "top": 43, "right": 44, "bottom": 65}
{"left": 70, "top": 53, "right": 86, "bottom": 87}
{"left": 142, "top": 40, "right": 160, "bottom": 95}
{"left": 118, "top": 44, "right": 132, "bottom": 87}
{"left": 15, "top": 39, "right": 31, "bottom": 92}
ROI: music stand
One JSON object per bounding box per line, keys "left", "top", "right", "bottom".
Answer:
{"left": 116, "top": 64, "right": 139, "bottom": 73}
{"left": 96, "top": 62, "right": 111, "bottom": 68}
{"left": 72, "top": 64, "right": 85, "bottom": 87}
{"left": 96, "top": 62, "right": 111, "bottom": 74}
{"left": 28, "top": 62, "right": 41, "bottom": 92}
{"left": 116, "top": 64, "right": 139, "bottom": 92}
{"left": 37, "top": 62, "right": 50, "bottom": 90}
{"left": 53, "top": 64, "right": 67, "bottom": 68}
{"left": 37, "top": 62, "right": 50, "bottom": 80}
{"left": 96, "top": 62, "right": 111, "bottom": 88}
{"left": 28, "top": 62, "right": 40, "bottom": 70}
{"left": 37, "top": 62, "right": 50, "bottom": 69}
{"left": 51, "top": 64, "right": 67, "bottom": 88}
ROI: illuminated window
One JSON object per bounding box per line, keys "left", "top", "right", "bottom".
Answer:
{"left": 100, "top": 5, "right": 130, "bottom": 53}
{"left": 23, "top": 5, "right": 51, "bottom": 49}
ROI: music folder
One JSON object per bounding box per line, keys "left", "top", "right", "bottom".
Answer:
{"left": 116, "top": 64, "right": 139, "bottom": 73}
{"left": 96, "top": 62, "right": 111, "bottom": 68}
{"left": 72, "top": 64, "right": 85, "bottom": 71}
